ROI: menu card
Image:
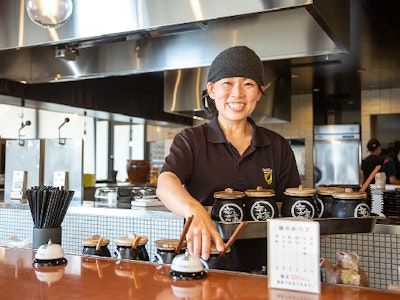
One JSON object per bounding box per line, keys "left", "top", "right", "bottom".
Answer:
{"left": 267, "top": 217, "right": 320, "bottom": 294}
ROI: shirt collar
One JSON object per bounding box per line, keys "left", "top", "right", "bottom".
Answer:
{"left": 207, "top": 116, "right": 271, "bottom": 147}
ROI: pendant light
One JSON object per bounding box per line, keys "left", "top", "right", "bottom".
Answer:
{"left": 26, "top": 0, "right": 73, "bottom": 29}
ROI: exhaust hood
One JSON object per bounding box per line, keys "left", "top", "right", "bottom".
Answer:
{"left": 0, "top": 0, "right": 349, "bottom": 122}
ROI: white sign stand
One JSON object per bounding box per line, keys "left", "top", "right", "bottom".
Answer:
{"left": 267, "top": 217, "right": 321, "bottom": 294}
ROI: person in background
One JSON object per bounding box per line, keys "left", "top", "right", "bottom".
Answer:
{"left": 156, "top": 46, "right": 300, "bottom": 272}
{"left": 382, "top": 143, "right": 400, "bottom": 185}
{"left": 360, "top": 138, "right": 383, "bottom": 183}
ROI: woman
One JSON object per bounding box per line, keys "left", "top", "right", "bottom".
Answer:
{"left": 156, "top": 46, "right": 300, "bottom": 272}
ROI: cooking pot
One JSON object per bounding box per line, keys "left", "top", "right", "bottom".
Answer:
{"left": 153, "top": 239, "right": 187, "bottom": 265}
{"left": 82, "top": 235, "right": 111, "bottom": 257}
{"left": 211, "top": 188, "right": 245, "bottom": 223}
{"left": 332, "top": 189, "right": 370, "bottom": 218}
{"left": 244, "top": 186, "right": 278, "bottom": 221}
{"left": 127, "top": 160, "right": 150, "bottom": 184}
{"left": 281, "top": 185, "right": 316, "bottom": 219}
{"left": 113, "top": 234, "right": 149, "bottom": 261}
{"left": 316, "top": 186, "right": 345, "bottom": 218}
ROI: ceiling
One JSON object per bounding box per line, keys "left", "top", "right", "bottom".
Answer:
{"left": 290, "top": 0, "right": 400, "bottom": 123}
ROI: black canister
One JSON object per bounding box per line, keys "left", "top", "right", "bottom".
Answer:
{"left": 244, "top": 186, "right": 278, "bottom": 221}
{"left": 281, "top": 186, "right": 316, "bottom": 219}
{"left": 113, "top": 234, "right": 150, "bottom": 261}
{"left": 332, "top": 189, "right": 370, "bottom": 218}
{"left": 82, "top": 235, "right": 111, "bottom": 257}
{"left": 153, "top": 239, "right": 186, "bottom": 265}
{"left": 315, "top": 186, "right": 345, "bottom": 218}
{"left": 203, "top": 243, "right": 233, "bottom": 271}
{"left": 211, "top": 188, "right": 245, "bottom": 223}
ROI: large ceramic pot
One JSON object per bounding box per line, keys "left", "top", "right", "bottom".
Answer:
{"left": 281, "top": 185, "right": 316, "bottom": 219}
{"left": 153, "top": 239, "right": 186, "bottom": 265}
{"left": 332, "top": 189, "right": 370, "bottom": 218}
{"left": 82, "top": 235, "right": 111, "bottom": 257}
{"left": 211, "top": 188, "right": 245, "bottom": 223}
{"left": 244, "top": 186, "right": 278, "bottom": 221}
{"left": 316, "top": 186, "right": 345, "bottom": 218}
{"left": 126, "top": 160, "right": 150, "bottom": 184}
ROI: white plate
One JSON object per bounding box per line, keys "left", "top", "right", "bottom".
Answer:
{"left": 131, "top": 200, "right": 164, "bottom": 207}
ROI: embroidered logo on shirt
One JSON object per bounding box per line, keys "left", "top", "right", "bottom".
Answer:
{"left": 262, "top": 168, "right": 273, "bottom": 185}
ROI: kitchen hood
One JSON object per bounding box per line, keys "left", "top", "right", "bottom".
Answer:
{"left": 0, "top": 0, "right": 349, "bottom": 84}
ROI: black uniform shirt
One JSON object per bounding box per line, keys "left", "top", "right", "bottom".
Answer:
{"left": 160, "top": 116, "right": 301, "bottom": 272}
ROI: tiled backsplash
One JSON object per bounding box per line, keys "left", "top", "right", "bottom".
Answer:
{"left": 0, "top": 204, "right": 398, "bottom": 290}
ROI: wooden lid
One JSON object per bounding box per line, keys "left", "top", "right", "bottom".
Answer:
{"left": 82, "top": 235, "right": 110, "bottom": 247}
{"left": 214, "top": 188, "right": 244, "bottom": 199}
{"left": 284, "top": 185, "right": 316, "bottom": 196}
{"left": 154, "top": 239, "right": 186, "bottom": 250}
{"left": 245, "top": 186, "right": 275, "bottom": 197}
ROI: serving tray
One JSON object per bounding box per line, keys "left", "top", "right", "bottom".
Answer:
{"left": 213, "top": 216, "right": 377, "bottom": 241}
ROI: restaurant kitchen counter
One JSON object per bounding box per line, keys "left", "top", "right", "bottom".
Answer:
{"left": 0, "top": 202, "right": 399, "bottom": 290}
{"left": 1, "top": 247, "right": 399, "bottom": 300}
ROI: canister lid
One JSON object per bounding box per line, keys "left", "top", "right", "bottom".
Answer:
{"left": 154, "top": 239, "right": 186, "bottom": 250}
{"left": 284, "top": 185, "right": 316, "bottom": 196}
{"left": 316, "top": 186, "right": 345, "bottom": 195}
{"left": 333, "top": 188, "right": 367, "bottom": 199}
{"left": 82, "top": 235, "right": 110, "bottom": 247}
{"left": 214, "top": 188, "right": 245, "bottom": 199}
{"left": 115, "top": 233, "right": 148, "bottom": 246}
{"left": 245, "top": 186, "right": 275, "bottom": 197}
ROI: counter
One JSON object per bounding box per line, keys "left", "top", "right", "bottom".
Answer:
{"left": 0, "top": 202, "right": 399, "bottom": 291}
{"left": 1, "top": 247, "right": 399, "bottom": 300}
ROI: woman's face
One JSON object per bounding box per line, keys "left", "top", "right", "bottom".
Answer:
{"left": 207, "top": 77, "right": 263, "bottom": 122}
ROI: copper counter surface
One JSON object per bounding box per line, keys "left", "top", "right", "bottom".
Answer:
{"left": 0, "top": 247, "right": 399, "bottom": 300}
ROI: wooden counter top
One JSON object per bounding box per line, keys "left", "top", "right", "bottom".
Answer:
{"left": 0, "top": 247, "right": 398, "bottom": 299}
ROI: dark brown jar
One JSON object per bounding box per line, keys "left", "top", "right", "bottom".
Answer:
{"left": 82, "top": 235, "right": 111, "bottom": 257}
{"left": 281, "top": 186, "right": 316, "bottom": 219}
{"left": 153, "top": 239, "right": 186, "bottom": 265}
{"left": 202, "top": 243, "right": 233, "bottom": 271}
{"left": 211, "top": 188, "right": 245, "bottom": 223}
{"left": 244, "top": 186, "right": 278, "bottom": 221}
{"left": 113, "top": 234, "right": 149, "bottom": 261}
{"left": 332, "top": 189, "right": 370, "bottom": 218}
{"left": 126, "top": 160, "right": 150, "bottom": 184}
{"left": 316, "top": 186, "right": 345, "bottom": 218}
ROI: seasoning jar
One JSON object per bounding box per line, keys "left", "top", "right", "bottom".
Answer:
{"left": 153, "top": 239, "right": 186, "bottom": 265}
{"left": 211, "top": 188, "right": 245, "bottom": 223}
{"left": 113, "top": 234, "right": 149, "bottom": 261}
{"left": 202, "top": 243, "right": 233, "bottom": 271}
{"left": 244, "top": 186, "right": 278, "bottom": 221}
{"left": 332, "top": 188, "right": 370, "bottom": 218}
{"left": 281, "top": 185, "right": 316, "bottom": 219}
{"left": 315, "top": 186, "right": 345, "bottom": 218}
{"left": 82, "top": 235, "right": 111, "bottom": 257}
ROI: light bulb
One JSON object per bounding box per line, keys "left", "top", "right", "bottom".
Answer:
{"left": 26, "top": 0, "right": 73, "bottom": 29}
{"left": 128, "top": 140, "right": 134, "bottom": 147}
{"left": 82, "top": 130, "right": 87, "bottom": 143}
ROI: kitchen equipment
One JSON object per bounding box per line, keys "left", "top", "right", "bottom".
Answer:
{"left": 33, "top": 240, "right": 67, "bottom": 267}
{"left": 316, "top": 186, "right": 345, "bottom": 218}
{"left": 127, "top": 160, "right": 150, "bottom": 184}
{"left": 211, "top": 188, "right": 245, "bottom": 223}
{"left": 113, "top": 234, "right": 149, "bottom": 261}
{"left": 244, "top": 186, "right": 278, "bottom": 221}
{"left": 153, "top": 239, "right": 187, "bottom": 265}
{"left": 169, "top": 250, "right": 207, "bottom": 281}
{"left": 332, "top": 189, "right": 370, "bottom": 218}
{"left": 82, "top": 235, "right": 111, "bottom": 257}
{"left": 281, "top": 185, "right": 316, "bottom": 218}
{"left": 314, "top": 124, "right": 361, "bottom": 186}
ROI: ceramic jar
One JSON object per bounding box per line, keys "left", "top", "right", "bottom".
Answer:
{"left": 202, "top": 243, "right": 233, "bottom": 271}
{"left": 82, "top": 235, "right": 111, "bottom": 257}
{"left": 315, "top": 186, "right": 345, "bottom": 218}
{"left": 244, "top": 186, "right": 278, "bottom": 221}
{"left": 332, "top": 189, "right": 370, "bottom": 218}
{"left": 281, "top": 186, "right": 316, "bottom": 219}
{"left": 113, "top": 234, "right": 149, "bottom": 261}
{"left": 211, "top": 188, "right": 245, "bottom": 223}
{"left": 153, "top": 239, "right": 186, "bottom": 265}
